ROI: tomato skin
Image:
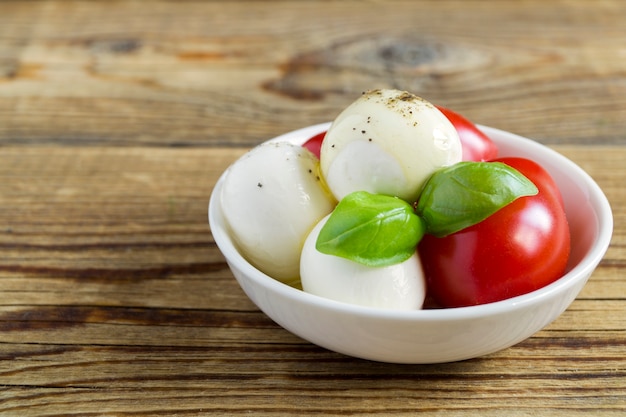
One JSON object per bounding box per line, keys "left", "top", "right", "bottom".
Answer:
{"left": 436, "top": 105, "right": 498, "bottom": 162}
{"left": 418, "top": 157, "right": 570, "bottom": 308}
{"left": 302, "top": 131, "right": 325, "bottom": 159}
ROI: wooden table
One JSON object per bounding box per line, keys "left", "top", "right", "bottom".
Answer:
{"left": 1, "top": 1, "right": 624, "bottom": 415}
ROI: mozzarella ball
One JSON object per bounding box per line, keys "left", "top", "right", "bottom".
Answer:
{"left": 300, "top": 214, "right": 426, "bottom": 310}
{"left": 320, "top": 89, "right": 462, "bottom": 202}
{"left": 220, "top": 142, "right": 336, "bottom": 286}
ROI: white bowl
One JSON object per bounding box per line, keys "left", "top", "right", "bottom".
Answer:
{"left": 209, "top": 123, "right": 613, "bottom": 364}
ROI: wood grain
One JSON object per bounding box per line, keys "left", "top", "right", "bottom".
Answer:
{"left": 0, "top": 0, "right": 624, "bottom": 415}
{"left": 1, "top": 0, "right": 625, "bottom": 147}
{"left": 0, "top": 145, "right": 624, "bottom": 415}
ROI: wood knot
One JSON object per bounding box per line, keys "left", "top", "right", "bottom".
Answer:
{"left": 89, "top": 39, "right": 142, "bottom": 54}
{"left": 263, "top": 35, "right": 489, "bottom": 100}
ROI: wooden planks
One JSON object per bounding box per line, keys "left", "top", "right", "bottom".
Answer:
{"left": 0, "top": 1, "right": 625, "bottom": 148}
{"left": 0, "top": 0, "right": 625, "bottom": 415}
{"left": 0, "top": 145, "right": 624, "bottom": 415}
{"left": 0, "top": 341, "right": 624, "bottom": 416}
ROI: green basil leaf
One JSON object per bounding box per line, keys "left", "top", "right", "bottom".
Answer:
{"left": 416, "top": 161, "right": 538, "bottom": 237}
{"left": 315, "top": 191, "right": 425, "bottom": 267}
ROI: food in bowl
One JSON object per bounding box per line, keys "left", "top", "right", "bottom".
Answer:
{"left": 217, "top": 89, "right": 570, "bottom": 309}
{"left": 209, "top": 118, "right": 612, "bottom": 363}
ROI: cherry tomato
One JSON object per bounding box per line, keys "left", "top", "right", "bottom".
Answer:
{"left": 436, "top": 105, "right": 498, "bottom": 162}
{"left": 418, "top": 157, "right": 570, "bottom": 308}
{"left": 303, "top": 131, "right": 325, "bottom": 159}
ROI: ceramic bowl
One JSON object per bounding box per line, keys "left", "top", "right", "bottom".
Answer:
{"left": 209, "top": 123, "right": 612, "bottom": 364}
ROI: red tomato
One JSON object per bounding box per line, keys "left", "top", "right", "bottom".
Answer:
{"left": 418, "top": 157, "right": 570, "bottom": 308}
{"left": 436, "top": 105, "right": 498, "bottom": 162}
{"left": 302, "top": 131, "right": 325, "bottom": 159}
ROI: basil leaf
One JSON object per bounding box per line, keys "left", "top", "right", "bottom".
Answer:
{"left": 315, "top": 191, "right": 425, "bottom": 267}
{"left": 416, "top": 161, "right": 538, "bottom": 237}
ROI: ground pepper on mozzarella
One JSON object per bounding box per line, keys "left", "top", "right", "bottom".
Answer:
{"left": 220, "top": 142, "right": 336, "bottom": 287}
{"left": 320, "top": 89, "right": 462, "bottom": 202}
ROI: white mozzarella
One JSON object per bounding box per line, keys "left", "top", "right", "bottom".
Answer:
{"left": 300, "top": 215, "right": 426, "bottom": 310}
{"left": 220, "top": 142, "right": 336, "bottom": 285}
{"left": 320, "top": 89, "right": 462, "bottom": 202}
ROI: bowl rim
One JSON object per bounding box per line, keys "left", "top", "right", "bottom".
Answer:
{"left": 209, "top": 123, "right": 613, "bottom": 322}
